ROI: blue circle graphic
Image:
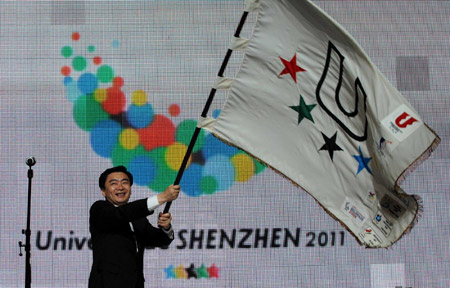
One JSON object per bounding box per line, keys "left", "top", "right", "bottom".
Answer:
{"left": 90, "top": 119, "right": 121, "bottom": 158}
{"left": 78, "top": 73, "right": 98, "bottom": 95}
{"left": 127, "top": 103, "right": 154, "bottom": 129}
{"left": 128, "top": 155, "right": 156, "bottom": 186}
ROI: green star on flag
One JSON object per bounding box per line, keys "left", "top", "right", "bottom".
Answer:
{"left": 290, "top": 95, "right": 316, "bottom": 124}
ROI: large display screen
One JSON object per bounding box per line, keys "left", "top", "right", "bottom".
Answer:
{"left": 1, "top": 1, "right": 448, "bottom": 287}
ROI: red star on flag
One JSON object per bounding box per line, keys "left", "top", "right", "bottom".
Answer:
{"left": 279, "top": 53, "right": 306, "bottom": 83}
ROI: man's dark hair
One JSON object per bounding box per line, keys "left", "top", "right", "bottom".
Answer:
{"left": 98, "top": 166, "right": 133, "bottom": 190}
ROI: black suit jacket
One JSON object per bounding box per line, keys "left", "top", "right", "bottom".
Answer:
{"left": 88, "top": 199, "right": 173, "bottom": 288}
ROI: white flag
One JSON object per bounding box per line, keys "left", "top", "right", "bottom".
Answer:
{"left": 200, "top": 0, "right": 440, "bottom": 248}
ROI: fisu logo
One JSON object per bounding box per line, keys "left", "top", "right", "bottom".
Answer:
{"left": 381, "top": 104, "right": 422, "bottom": 142}
{"left": 395, "top": 112, "right": 418, "bottom": 129}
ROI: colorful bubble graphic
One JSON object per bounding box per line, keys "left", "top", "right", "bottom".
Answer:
{"left": 61, "top": 32, "right": 265, "bottom": 196}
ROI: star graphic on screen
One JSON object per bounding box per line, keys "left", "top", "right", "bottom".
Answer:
{"left": 175, "top": 265, "right": 188, "bottom": 279}
{"left": 319, "top": 132, "right": 343, "bottom": 161}
{"left": 186, "top": 263, "right": 198, "bottom": 279}
{"left": 290, "top": 95, "right": 316, "bottom": 124}
{"left": 352, "top": 146, "right": 372, "bottom": 175}
{"left": 279, "top": 53, "right": 306, "bottom": 83}
{"left": 196, "top": 264, "right": 209, "bottom": 279}
{"left": 164, "top": 264, "right": 175, "bottom": 279}
{"left": 207, "top": 264, "right": 219, "bottom": 279}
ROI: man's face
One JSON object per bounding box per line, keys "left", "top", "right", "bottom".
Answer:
{"left": 101, "top": 172, "right": 131, "bottom": 206}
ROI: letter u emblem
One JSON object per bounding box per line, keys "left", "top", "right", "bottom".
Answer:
{"left": 395, "top": 112, "right": 418, "bottom": 128}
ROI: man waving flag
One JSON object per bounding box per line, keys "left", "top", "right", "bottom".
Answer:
{"left": 199, "top": 0, "right": 439, "bottom": 248}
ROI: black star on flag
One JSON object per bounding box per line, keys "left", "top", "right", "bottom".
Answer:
{"left": 319, "top": 132, "right": 343, "bottom": 161}
{"left": 290, "top": 95, "right": 316, "bottom": 124}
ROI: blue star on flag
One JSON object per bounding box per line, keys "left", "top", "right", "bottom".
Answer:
{"left": 352, "top": 146, "right": 372, "bottom": 175}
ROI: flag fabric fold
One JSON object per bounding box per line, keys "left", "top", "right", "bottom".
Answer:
{"left": 200, "top": 0, "right": 439, "bottom": 248}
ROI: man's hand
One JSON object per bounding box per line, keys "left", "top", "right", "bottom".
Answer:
{"left": 158, "top": 212, "right": 172, "bottom": 230}
{"left": 157, "top": 184, "right": 180, "bottom": 205}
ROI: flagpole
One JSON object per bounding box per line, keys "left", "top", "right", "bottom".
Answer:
{"left": 163, "top": 11, "right": 249, "bottom": 213}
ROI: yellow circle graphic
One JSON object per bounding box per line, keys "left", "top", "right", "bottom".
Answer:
{"left": 94, "top": 88, "right": 107, "bottom": 103}
{"left": 131, "top": 89, "right": 147, "bottom": 106}
{"left": 231, "top": 153, "right": 255, "bottom": 182}
{"left": 119, "top": 128, "right": 139, "bottom": 150}
{"left": 166, "top": 142, "right": 191, "bottom": 171}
